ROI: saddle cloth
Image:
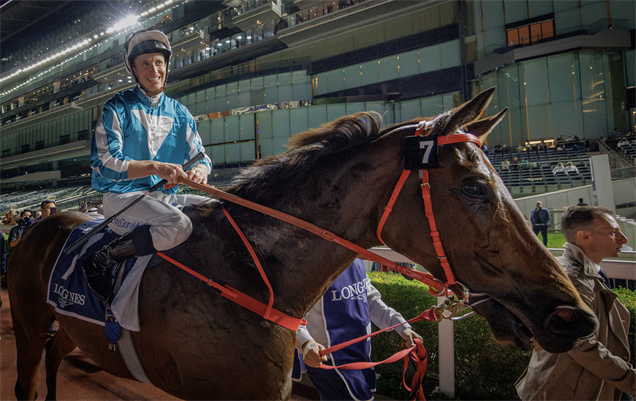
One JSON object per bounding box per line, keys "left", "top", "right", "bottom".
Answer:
{"left": 46, "top": 219, "right": 152, "bottom": 331}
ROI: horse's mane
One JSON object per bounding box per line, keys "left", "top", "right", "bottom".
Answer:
{"left": 222, "top": 112, "right": 390, "bottom": 202}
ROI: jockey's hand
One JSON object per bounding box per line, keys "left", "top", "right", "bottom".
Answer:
{"left": 302, "top": 340, "right": 327, "bottom": 368}
{"left": 155, "top": 162, "right": 187, "bottom": 186}
{"left": 400, "top": 328, "right": 423, "bottom": 348}
{"left": 186, "top": 165, "right": 208, "bottom": 185}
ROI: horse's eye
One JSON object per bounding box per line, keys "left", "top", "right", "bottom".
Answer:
{"left": 461, "top": 181, "right": 487, "bottom": 199}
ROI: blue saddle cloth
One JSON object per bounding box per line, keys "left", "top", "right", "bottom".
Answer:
{"left": 46, "top": 219, "right": 137, "bottom": 327}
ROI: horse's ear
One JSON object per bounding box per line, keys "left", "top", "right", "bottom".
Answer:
{"left": 464, "top": 108, "right": 508, "bottom": 143}
{"left": 442, "top": 87, "right": 496, "bottom": 136}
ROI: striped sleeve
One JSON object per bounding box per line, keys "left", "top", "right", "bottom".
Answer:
{"left": 90, "top": 100, "right": 132, "bottom": 181}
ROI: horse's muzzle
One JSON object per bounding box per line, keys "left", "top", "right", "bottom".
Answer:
{"left": 537, "top": 305, "right": 598, "bottom": 353}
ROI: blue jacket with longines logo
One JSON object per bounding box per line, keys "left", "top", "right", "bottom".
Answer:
{"left": 90, "top": 85, "right": 211, "bottom": 194}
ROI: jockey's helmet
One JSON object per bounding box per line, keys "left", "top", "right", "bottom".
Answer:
{"left": 124, "top": 29, "right": 172, "bottom": 84}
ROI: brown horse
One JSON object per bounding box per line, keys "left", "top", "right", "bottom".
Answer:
{"left": 8, "top": 88, "right": 597, "bottom": 400}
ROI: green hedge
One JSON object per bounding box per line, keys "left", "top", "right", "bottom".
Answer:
{"left": 369, "top": 272, "right": 636, "bottom": 400}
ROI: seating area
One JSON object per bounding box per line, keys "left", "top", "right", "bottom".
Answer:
{"left": 487, "top": 145, "right": 592, "bottom": 195}
{"left": 616, "top": 137, "right": 636, "bottom": 164}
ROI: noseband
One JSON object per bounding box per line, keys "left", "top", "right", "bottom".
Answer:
{"left": 376, "top": 120, "right": 489, "bottom": 312}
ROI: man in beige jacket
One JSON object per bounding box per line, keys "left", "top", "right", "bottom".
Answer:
{"left": 516, "top": 206, "right": 635, "bottom": 401}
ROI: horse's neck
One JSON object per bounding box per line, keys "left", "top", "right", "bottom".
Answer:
{"left": 182, "top": 135, "right": 405, "bottom": 319}
{"left": 241, "top": 140, "right": 405, "bottom": 317}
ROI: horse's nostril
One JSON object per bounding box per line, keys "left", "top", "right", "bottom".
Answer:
{"left": 553, "top": 306, "right": 577, "bottom": 323}
{"left": 545, "top": 306, "right": 597, "bottom": 337}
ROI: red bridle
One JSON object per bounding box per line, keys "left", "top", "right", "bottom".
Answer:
{"left": 376, "top": 120, "right": 482, "bottom": 288}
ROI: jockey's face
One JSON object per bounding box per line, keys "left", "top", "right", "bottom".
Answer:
{"left": 132, "top": 52, "right": 166, "bottom": 96}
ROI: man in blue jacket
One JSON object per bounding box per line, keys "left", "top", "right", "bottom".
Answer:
{"left": 530, "top": 201, "right": 551, "bottom": 246}
{"left": 85, "top": 29, "right": 211, "bottom": 302}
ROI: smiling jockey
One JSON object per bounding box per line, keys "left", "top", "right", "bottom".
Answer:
{"left": 85, "top": 29, "right": 211, "bottom": 303}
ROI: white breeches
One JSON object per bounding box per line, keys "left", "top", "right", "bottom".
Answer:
{"left": 103, "top": 191, "right": 210, "bottom": 251}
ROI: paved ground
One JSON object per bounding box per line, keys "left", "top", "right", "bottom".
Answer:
{"left": 0, "top": 285, "right": 318, "bottom": 400}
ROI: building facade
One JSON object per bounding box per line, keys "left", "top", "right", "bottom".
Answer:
{"left": 1, "top": 0, "right": 634, "bottom": 189}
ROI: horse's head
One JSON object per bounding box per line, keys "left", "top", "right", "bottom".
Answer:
{"left": 379, "top": 88, "right": 597, "bottom": 353}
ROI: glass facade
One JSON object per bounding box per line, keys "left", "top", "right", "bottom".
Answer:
{"left": 476, "top": 50, "right": 627, "bottom": 146}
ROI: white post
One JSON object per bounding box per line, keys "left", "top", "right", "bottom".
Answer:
{"left": 438, "top": 300, "right": 455, "bottom": 398}
{"left": 589, "top": 154, "right": 615, "bottom": 211}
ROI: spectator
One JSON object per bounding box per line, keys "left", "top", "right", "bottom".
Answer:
{"left": 577, "top": 198, "right": 588, "bottom": 206}
{"left": 23, "top": 200, "right": 56, "bottom": 234}
{"left": 617, "top": 138, "right": 629, "bottom": 149}
{"left": 564, "top": 162, "right": 579, "bottom": 175}
{"left": 552, "top": 163, "right": 568, "bottom": 175}
{"left": 510, "top": 156, "right": 520, "bottom": 170}
{"left": 295, "top": 258, "right": 422, "bottom": 401}
{"left": 520, "top": 158, "right": 531, "bottom": 169}
{"left": 8, "top": 210, "right": 32, "bottom": 248}
{"left": 501, "top": 159, "right": 510, "bottom": 170}
{"left": 516, "top": 206, "right": 634, "bottom": 400}
{"left": 530, "top": 201, "right": 551, "bottom": 246}
{"left": 612, "top": 128, "right": 622, "bottom": 137}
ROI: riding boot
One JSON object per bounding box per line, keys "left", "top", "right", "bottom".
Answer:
{"left": 82, "top": 233, "right": 136, "bottom": 303}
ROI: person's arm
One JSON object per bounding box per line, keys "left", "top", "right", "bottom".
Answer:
{"left": 566, "top": 274, "right": 636, "bottom": 395}
{"left": 127, "top": 159, "right": 188, "bottom": 187}
{"left": 8, "top": 227, "right": 21, "bottom": 248}
{"left": 567, "top": 335, "right": 636, "bottom": 395}
{"left": 296, "top": 310, "right": 328, "bottom": 368}
{"left": 366, "top": 281, "right": 422, "bottom": 347}
{"left": 297, "top": 325, "right": 327, "bottom": 368}
{"left": 530, "top": 211, "right": 536, "bottom": 225}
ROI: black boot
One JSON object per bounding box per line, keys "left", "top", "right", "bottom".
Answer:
{"left": 82, "top": 233, "right": 136, "bottom": 303}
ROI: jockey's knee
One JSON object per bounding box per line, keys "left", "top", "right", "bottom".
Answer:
{"left": 147, "top": 215, "right": 192, "bottom": 252}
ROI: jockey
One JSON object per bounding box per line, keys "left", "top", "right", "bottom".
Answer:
{"left": 85, "top": 29, "right": 211, "bottom": 303}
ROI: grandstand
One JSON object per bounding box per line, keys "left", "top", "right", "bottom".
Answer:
{"left": 488, "top": 141, "right": 593, "bottom": 195}
{"left": 1, "top": 0, "right": 634, "bottom": 223}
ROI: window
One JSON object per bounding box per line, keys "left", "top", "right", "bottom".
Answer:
{"left": 506, "top": 19, "right": 554, "bottom": 47}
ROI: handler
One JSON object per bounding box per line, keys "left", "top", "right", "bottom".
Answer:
{"left": 85, "top": 29, "right": 211, "bottom": 302}
{"left": 516, "top": 206, "right": 635, "bottom": 400}
{"left": 295, "top": 258, "right": 422, "bottom": 400}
